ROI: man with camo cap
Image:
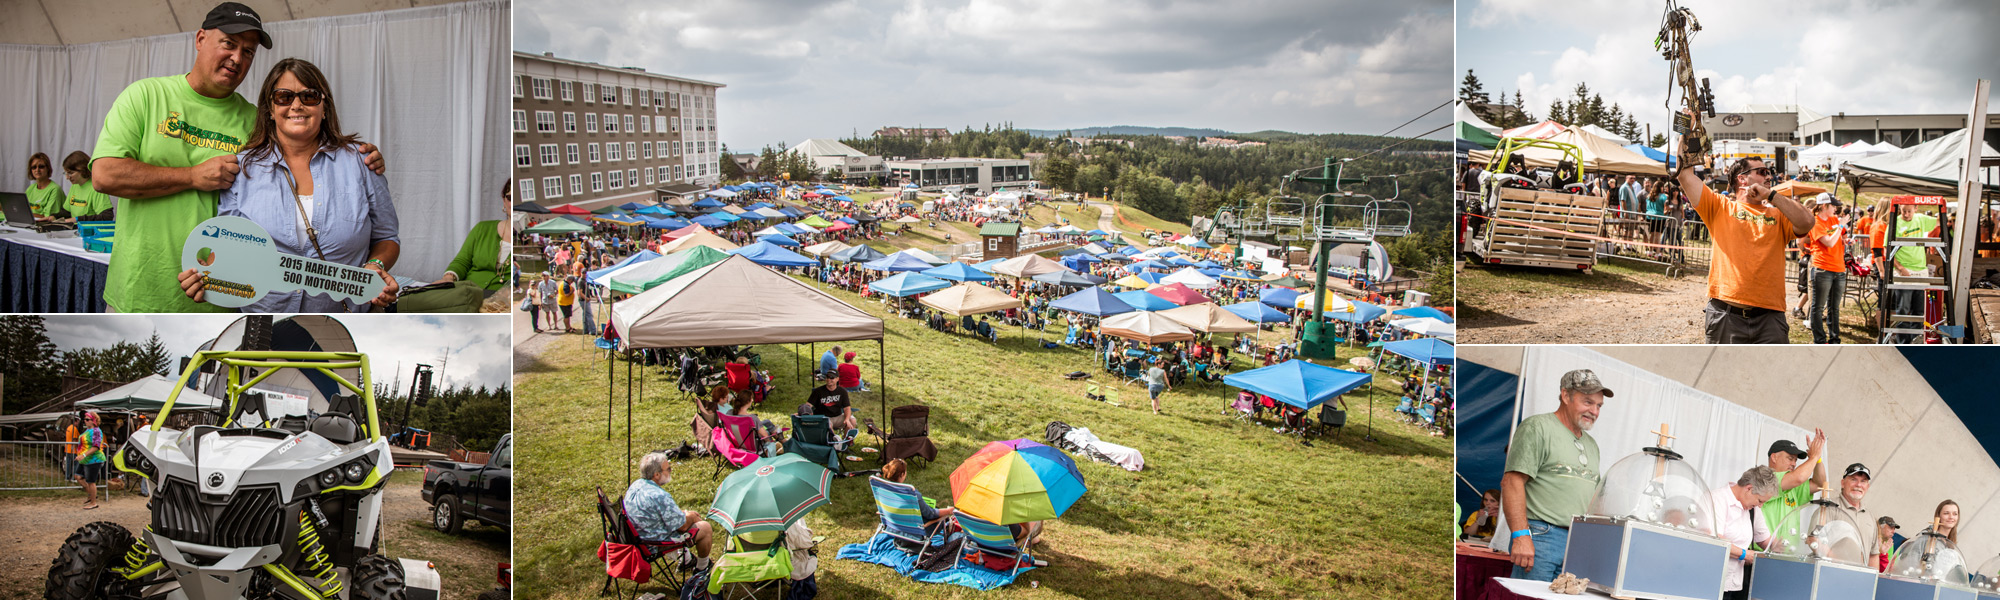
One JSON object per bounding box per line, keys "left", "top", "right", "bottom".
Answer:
{"left": 1501, "top": 368, "right": 1611, "bottom": 581}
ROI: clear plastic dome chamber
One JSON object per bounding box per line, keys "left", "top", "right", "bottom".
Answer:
{"left": 1888, "top": 530, "right": 1969, "bottom": 586}
{"left": 1763, "top": 501, "right": 1869, "bottom": 566}
{"left": 1971, "top": 554, "right": 2000, "bottom": 592}
{"left": 1586, "top": 447, "right": 1715, "bottom": 536}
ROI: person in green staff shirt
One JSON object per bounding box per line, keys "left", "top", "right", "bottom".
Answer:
{"left": 89, "top": 2, "right": 383, "bottom": 313}
{"left": 61, "top": 151, "right": 116, "bottom": 221}
{"left": 1759, "top": 435, "right": 1829, "bottom": 538}
{"left": 25, "top": 153, "right": 66, "bottom": 221}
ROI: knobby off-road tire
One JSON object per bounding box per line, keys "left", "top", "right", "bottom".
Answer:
{"left": 432, "top": 493, "right": 463, "bottom": 534}
{"left": 45, "top": 521, "right": 143, "bottom": 600}
{"left": 350, "top": 554, "right": 408, "bottom": 600}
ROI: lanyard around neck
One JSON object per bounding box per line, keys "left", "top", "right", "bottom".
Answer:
{"left": 281, "top": 158, "right": 327, "bottom": 260}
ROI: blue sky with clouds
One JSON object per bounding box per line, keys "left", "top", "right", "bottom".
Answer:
{"left": 1458, "top": 0, "right": 2000, "bottom": 138}
{"left": 517, "top": 0, "right": 1453, "bottom": 152}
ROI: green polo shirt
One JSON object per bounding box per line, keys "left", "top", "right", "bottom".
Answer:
{"left": 1505, "top": 413, "right": 1602, "bottom": 527}
{"left": 1760, "top": 468, "right": 1816, "bottom": 536}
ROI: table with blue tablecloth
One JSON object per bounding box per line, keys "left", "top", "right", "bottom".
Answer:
{"left": 0, "top": 227, "right": 109, "bottom": 312}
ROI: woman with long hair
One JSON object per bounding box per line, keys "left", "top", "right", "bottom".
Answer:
{"left": 178, "top": 58, "right": 400, "bottom": 312}
{"left": 25, "top": 152, "right": 65, "bottom": 222}
{"left": 1933, "top": 499, "right": 1961, "bottom": 545}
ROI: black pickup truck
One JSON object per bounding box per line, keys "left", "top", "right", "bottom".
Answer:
{"left": 422, "top": 433, "right": 511, "bottom": 534}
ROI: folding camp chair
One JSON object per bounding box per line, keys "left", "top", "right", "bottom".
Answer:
{"left": 1083, "top": 381, "right": 1104, "bottom": 403}
{"left": 864, "top": 405, "right": 938, "bottom": 466}
{"left": 1316, "top": 405, "right": 1347, "bottom": 439}
{"left": 867, "top": 477, "right": 948, "bottom": 562}
{"left": 595, "top": 486, "right": 690, "bottom": 598}
{"left": 951, "top": 512, "right": 1036, "bottom": 580}
{"left": 704, "top": 534, "right": 792, "bottom": 599}
{"left": 785, "top": 414, "right": 841, "bottom": 474}
{"left": 1228, "top": 391, "right": 1257, "bottom": 422}
{"left": 712, "top": 413, "right": 779, "bottom": 479}
{"left": 1102, "top": 386, "right": 1123, "bottom": 408}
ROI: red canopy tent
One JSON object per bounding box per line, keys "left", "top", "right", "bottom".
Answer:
{"left": 824, "top": 221, "right": 851, "bottom": 232}
{"left": 550, "top": 203, "right": 591, "bottom": 215}
{"left": 1147, "top": 282, "right": 1208, "bottom": 306}
{"left": 662, "top": 224, "right": 712, "bottom": 241}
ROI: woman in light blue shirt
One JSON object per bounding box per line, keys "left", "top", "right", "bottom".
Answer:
{"left": 178, "top": 58, "right": 399, "bottom": 313}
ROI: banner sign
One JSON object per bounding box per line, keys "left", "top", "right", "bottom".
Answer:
{"left": 179, "top": 216, "right": 381, "bottom": 308}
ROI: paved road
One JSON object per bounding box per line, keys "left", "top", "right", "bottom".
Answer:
{"left": 1084, "top": 200, "right": 1147, "bottom": 249}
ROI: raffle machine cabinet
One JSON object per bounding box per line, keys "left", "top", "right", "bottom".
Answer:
{"left": 1972, "top": 554, "right": 2000, "bottom": 599}
{"left": 1748, "top": 498, "right": 1877, "bottom": 600}
{"left": 1877, "top": 528, "right": 1976, "bottom": 600}
{"left": 1564, "top": 432, "right": 1730, "bottom": 600}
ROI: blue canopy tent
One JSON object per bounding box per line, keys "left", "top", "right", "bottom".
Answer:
{"left": 643, "top": 217, "right": 692, "bottom": 230}
{"left": 1222, "top": 301, "right": 1288, "bottom": 324}
{"left": 921, "top": 262, "right": 995, "bottom": 282}
{"left": 1032, "top": 271, "right": 1106, "bottom": 287}
{"left": 746, "top": 202, "right": 774, "bottom": 210}
{"left": 734, "top": 211, "right": 767, "bottom": 221}
{"left": 1322, "top": 301, "right": 1387, "bottom": 325}
{"left": 1060, "top": 254, "right": 1102, "bottom": 272}
{"left": 1166, "top": 256, "right": 1198, "bottom": 267}
{"left": 1118, "top": 246, "right": 1143, "bottom": 256}
{"left": 1124, "top": 260, "right": 1168, "bottom": 273}
{"left": 837, "top": 217, "right": 859, "bottom": 225}
{"left": 587, "top": 250, "right": 662, "bottom": 285}
{"left": 1194, "top": 260, "right": 1221, "bottom": 269}
{"left": 758, "top": 233, "right": 802, "bottom": 247}
{"left": 1382, "top": 338, "right": 1454, "bottom": 367}
{"left": 727, "top": 241, "right": 817, "bottom": 268}
{"left": 1453, "top": 360, "right": 1519, "bottom": 519}
{"left": 1220, "top": 270, "right": 1262, "bottom": 282}
{"left": 617, "top": 202, "right": 647, "bottom": 210}
{"left": 1124, "top": 272, "right": 1165, "bottom": 286}
{"left": 691, "top": 214, "right": 729, "bottom": 228}
{"left": 829, "top": 245, "right": 888, "bottom": 264}
{"left": 1623, "top": 143, "right": 1678, "bottom": 170}
{"left": 1258, "top": 287, "right": 1302, "bottom": 309}
{"left": 1196, "top": 268, "right": 1225, "bottom": 278}
{"left": 594, "top": 214, "right": 645, "bottom": 226}
{"left": 1049, "top": 287, "right": 1135, "bottom": 317}
{"left": 692, "top": 198, "right": 725, "bottom": 208}
{"left": 1392, "top": 306, "right": 1455, "bottom": 323}
{"left": 861, "top": 253, "right": 934, "bottom": 272}
{"left": 1224, "top": 359, "right": 1371, "bottom": 410}
{"left": 774, "top": 222, "right": 810, "bottom": 235}
{"left": 779, "top": 207, "right": 804, "bottom": 218}
{"left": 868, "top": 273, "right": 953, "bottom": 297}
{"left": 970, "top": 258, "right": 1005, "bottom": 273}
{"left": 1086, "top": 229, "right": 1108, "bottom": 236}
{"left": 1112, "top": 290, "right": 1179, "bottom": 311}
{"left": 831, "top": 196, "right": 853, "bottom": 203}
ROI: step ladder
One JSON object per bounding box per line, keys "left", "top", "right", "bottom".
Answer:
{"left": 1878, "top": 195, "right": 1955, "bottom": 342}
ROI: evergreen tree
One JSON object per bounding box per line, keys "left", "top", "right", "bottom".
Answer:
{"left": 0, "top": 315, "right": 59, "bottom": 414}
{"left": 140, "top": 331, "right": 171, "bottom": 376}
{"left": 1459, "top": 69, "right": 1490, "bottom": 104}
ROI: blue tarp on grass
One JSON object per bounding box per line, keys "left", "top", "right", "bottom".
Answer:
{"left": 837, "top": 532, "right": 1034, "bottom": 591}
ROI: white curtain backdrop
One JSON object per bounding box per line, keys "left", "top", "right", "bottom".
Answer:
{"left": 0, "top": 0, "right": 509, "bottom": 281}
{"left": 1487, "top": 346, "right": 1810, "bottom": 552}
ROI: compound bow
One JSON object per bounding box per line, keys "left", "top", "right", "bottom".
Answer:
{"left": 1658, "top": 0, "right": 1715, "bottom": 172}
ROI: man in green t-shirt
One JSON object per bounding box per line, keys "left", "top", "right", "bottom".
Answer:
{"left": 1759, "top": 435, "right": 1828, "bottom": 539}
{"left": 90, "top": 2, "right": 382, "bottom": 313}
{"left": 1501, "top": 369, "right": 1610, "bottom": 582}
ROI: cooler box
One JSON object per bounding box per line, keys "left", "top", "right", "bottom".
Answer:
{"left": 1875, "top": 577, "right": 1978, "bottom": 600}
{"left": 1748, "top": 554, "right": 1877, "bottom": 600}
{"left": 83, "top": 235, "right": 113, "bottom": 253}
{"left": 1566, "top": 516, "right": 1729, "bottom": 600}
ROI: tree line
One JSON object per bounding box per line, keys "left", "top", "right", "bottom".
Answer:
{"left": 373, "top": 383, "right": 513, "bottom": 452}
{"left": 1460, "top": 69, "right": 1668, "bottom": 147}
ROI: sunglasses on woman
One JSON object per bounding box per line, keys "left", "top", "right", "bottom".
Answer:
{"left": 271, "top": 88, "right": 325, "bottom": 107}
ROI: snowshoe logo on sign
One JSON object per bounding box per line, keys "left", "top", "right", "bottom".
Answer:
{"left": 180, "top": 215, "right": 383, "bottom": 308}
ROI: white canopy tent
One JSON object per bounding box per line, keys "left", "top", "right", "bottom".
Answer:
{"left": 1580, "top": 124, "right": 1631, "bottom": 145}
{"left": 1456, "top": 101, "right": 1503, "bottom": 135}
{"left": 1843, "top": 128, "right": 2000, "bottom": 195}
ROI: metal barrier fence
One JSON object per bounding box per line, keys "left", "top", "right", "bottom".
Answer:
{"left": 0, "top": 440, "right": 85, "bottom": 491}
{"left": 1596, "top": 207, "right": 1712, "bottom": 276}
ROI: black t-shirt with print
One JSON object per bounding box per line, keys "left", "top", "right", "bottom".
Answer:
{"left": 807, "top": 386, "right": 849, "bottom": 418}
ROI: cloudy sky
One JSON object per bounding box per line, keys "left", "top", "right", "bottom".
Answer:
{"left": 1458, "top": 0, "right": 2000, "bottom": 138}
{"left": 516, "top": 0, "right": 1453, "bottom": 152}
{"left": 42, "top": 315, "right": 512, "bottom": 392}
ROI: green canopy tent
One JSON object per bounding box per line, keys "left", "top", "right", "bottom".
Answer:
{"left": 603, "top": 245, "right": 730, "bottom": 295}
{"left": 798, "top": 215, "right": 835, "bottom": 228}
{"left": 1456, "top": 121, "right": 1501, "bottom": 148}
{"left": 76, "top": 375, "right": 226, "bottom": 411}
{"left": 525, "top": 218, "right": 593, "bottom": 234}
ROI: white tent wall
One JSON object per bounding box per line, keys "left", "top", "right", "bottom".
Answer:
{"left": 0, "top": 0, "right": 509, "bottom": 280}
{"left": 1461, "top": 345, "right": 2000, "bottom": 564}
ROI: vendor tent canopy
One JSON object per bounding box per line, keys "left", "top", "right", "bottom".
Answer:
{"left": 921, "top": 262, "right": 995, "bottom": 282}
{"left": 1468, "top": 126, "right": 1668, "bottom": 176}
{"left": 586, "top": 250, "right": 662, "bottom": 285}
{"left": 1112, "top": 290, "right": 1180, "bottom": 311}
{"left": 799, "top": 216, "right": 836, "bottom": 228}
{"left": 989, "top": 254, "right": 1069, "bottom": 278}
{"left": 753, "top": 225, "right": 788, "bottom": 237}
{"left": 692, "top": 198, "right": 726, "bottom": 208}
{"left": 1391, "top": 305, "right": 1454, "bottom": 323}
{"left": 754, "top": 207, "right": 788, "bottom": 219}
{"left": 862, "top": 252, "right": 935, "bottom": 272}
{"left": 829, "top": 245, "right": 889, "bottom": 264}
{"left": 619, "top": 202, "right": 650, "bottom": 210}
{"left": 1456, "top": 101, "right": 1503, "bottom": 135}
{"left": 1623, "top": 144, "right": 1678, "bottom": 170}
{"left": 1049, "top": 287, "right": 1135, "bottom": 317}
{"left": 1031, "top": 270, "right": 1107, "bottom": 287}
{"left": 78, "top": 375, "right": 225, "bottom": 411}
{"left": 1844, "top": 128, "right": 2000, "bottom": 195}
{"left": 969, "top": 258, "right": 1005, "bottom": 273}
{"left": 1099, "top": 311, "right": 1196, "bottom": 344}
{"left": 728, "top": 241, "right": 818, "bottom": 268}
{"left": 1382, "top": 338, "right": 1456, "bottom": 366}
{"left": 1157, "top": 303, "right": 1258, "bottom": 333}
{"left": 1500, "top": 120, "right": 1566, "bottom": 140}
{"left": 1456, "top": 121, "right": 1501, "bottom": 149}
{"left": 1389, "top": 317, "right": 1457, "bottom": 342}
{"left": 1580, "top": 124, "right": 1630, "bottom": 145}
{"left": 660, "top": 232, "right": 739, "bottom": 254}
{"left": 1124, "top": 260, "right": 1169, "bottom": 273}
{"left": 1161, "top": 267, "right": 1219, "bottom": 290}
{"left": 604, "top": 245, "right": 730, "bottom": 295}
{"left": 800, "top": 240, "right": 853, "bottom": 257}
{"left": 1146, "top": 282, "right": 1209, "bottom": 306}
{"left": 550, "top": 204, "right": 592, "bottom": 215}
{"left": 918, "top": 283, "right": 1024, "bottom": 316}
{"left": 635, "top": 205, "right": 672, "bottom": 216}
{"left": 894, "top": 215, "right": 922, "bottom": 224}
{"left": 513, "top": 201, "right": 551, "bottom": 214}
{"left": 896, "top": 248, "right": 948, "bottom": 265}
{"left": 593, "top": 214, "right": 644, "bottom": 226}
{"left": 663, "top": 224, "right": 712, "bottom": 241}
{"left": 643, "top": 217, "right": 692, "bottom": 230}
{"left": 691, "top": 214, "right": 729, "bottom": 228}
{"left": 612, "top": 255, "right": 883, "bottom": 350}
{"left": 1222, "top": 301, "right": 1290, "bottom": 324}
{"left": 756, "top": 233, "right": 802, "bottom": 247}
{"left": 869, "top": 272, "right": 953, "bottom": 298}
{"left": 525, "top": 218, "right": 592, "bottom": 234}
{"left": 1223, "top": 360, "right": 1372, "bottom": 410}
{"left": 707, "top": 189, "right": 739, "bottom": 198}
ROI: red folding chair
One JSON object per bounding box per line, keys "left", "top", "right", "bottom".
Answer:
{"left": 595, "top": 486, "right": 691, "bottom": 598}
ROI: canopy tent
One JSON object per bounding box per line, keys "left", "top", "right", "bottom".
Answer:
{"left": 604, "top": 245, "right": 730, "bottom": 295}
{"left": 800, "top": 240, "right": 853, "bottom": 257}
{"left": 691, "top": 214, "right": 729, "bottom": 228}
{"left": 728, "top": 241, "right": 818, "bottom": 268}
{"left": 1099, "top": 311, "right": 1196, "bottom": 344}
{"left": 513, "top": 201, "right": 551, "bottom": 214}
{"left": 829, "top": 245, "right": 889, "bottom": 264}
{"left": 1224, "top": 360, "right": 1372, "bottom": 410}
{"left": 1146, "top": 283, "right": 1209, "bottom": 306}
{"left": 861, "top": 252, "right": 935, "bottom": 272}
{"left": 1157, "top": 303, "right": 1258, "bottom": 333}
{"left": 1049, "top": 287, "right": 1135, "bottom": 317}
{"left": 549, "top": 204, "right": 592, "bottom": 215}
{"left": 989, "top": 254, "right": 1070, "bottom": 278}
{"left": 756, "top": 233, "right": 802, "bottom": 247}
{"left": 895, "top": 248, "right": 948, "bottom": 265}
{"left": 612, "top": 255, "right": 882, "bottom": 351}
{"left": 1059, "top": 253, "right": 1102, "bottom": 272}
{"left": 635, "top": 205, "right": 673, "bottom": 216}
{"left": 1468, "top": 126, "right": 1669, "bottom": 176}
{"left": 1580, "top": 124, "right": 1630, "bottom": 145}
{"left": 821, "top": 221, "right": 851, "bottom": 232}
{"left": 77, "top": 375, "right": 225, "bottom": 411}
{"left": 660, "top": 232, "right": 739, "bottom": 254}
{"left": 1318, "top": 299, "right": 1386, "bottom": 323}
{"left": 1382, "top": 338, "right": 1455, "bottom": 366}
{"left": 1456, "top": 121, "right": 1501, "bottom": 149}
{"left": 642, "top": 216, "right": 693, "bottom": 230}
{"left": 1456, "top": 101, "right": 1503, "bottom": 135}
{"left": 1124, "top": 260, "right": 1169, "bottom": 273}
{"left": 1223, "top": 300, "right": 1290, "bottom": 324}
{"left": 1160, "top": 267, "right": 1219, "bottom": 290}
{"left": 1258, "top": 286, "right": 1302, "bottom": 308}
{"left": 1112, "top": 290, "right": 1180, "bottom": 311}
{"left": 525, "top": 218, "right": 592, "bottom": 234}
{"left": 586, "top": 250, "right": 662, "bottom": 285}
{"left": 691, "top": 198, "right": 726, "bottom": 208}
{"left": 591, "top": 205, "right": 624, "bottom": 215}
{"left": 1622, "top": 143, "right": 1678, "bottom": 170}
{"left": 753, "top": 225, "right": 788, "bottom": 237}
{"left": 869, "top": 272, "right": 954, "bottom": 298}
{"left": 619, "top": 202, "right": 650, "bottom": 210}
{"left": 1844, "top": 128, "right": 2000, "bottom": 195}
{"left": 893, "top": 215, "right": 922, "bottom": 224}
{"left": 918, "top": 283, "right": 1024, "bottom": 316}
{"left": 1391, "top": 305, "right": 1454, "bottom": 323}
{"left": 969, "top": 258, "right": 1005, "bottom": 273}
{"left": 1500, "top": 120, "right": 1567, "bottom": 140}
{"left": 922, "top": 262, "right": 996, "bottom": 282}
{"left": 1031, "top": 271, "right": 1107, "bottom": 287}
{"left": 662, "top": 224, "right": 712, "bottom": 241}
{"left": 1389, "top": 317, "right": 1457, "bottom": 342}
{"left": 799, "top": 216, "right": 836, "bottom": 228}
{"left": 1871, "top": 140, "right": 1902, "bottom": 153}
{"left": 754, "top": 208, "right": 788, "bottom": 219}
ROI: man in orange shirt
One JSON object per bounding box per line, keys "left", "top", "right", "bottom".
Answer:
{"left": 1805, "top": 195, "right": 1849, "bottom": 344}
{"left": 1676, "top": 146, "right": 1814, "bottom": 343}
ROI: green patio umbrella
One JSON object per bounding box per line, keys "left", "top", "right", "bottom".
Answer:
{"left": 706, "top": 454, "right": 833, "bottom": 536}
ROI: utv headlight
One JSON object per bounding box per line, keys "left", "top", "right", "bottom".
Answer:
{"left": 343, "top": 462, "right": 368, "bottom": 483}
{"left": 319, "top": 470, "right": 342, "bottom": 487}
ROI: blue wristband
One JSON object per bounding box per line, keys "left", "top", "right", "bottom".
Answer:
{"left": 1511, "top": 529, "right": 1532, "bottom": 539}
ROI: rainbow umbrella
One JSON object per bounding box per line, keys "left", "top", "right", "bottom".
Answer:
{"left": 949, "top": 440, "right": 1087, "bottom": 525}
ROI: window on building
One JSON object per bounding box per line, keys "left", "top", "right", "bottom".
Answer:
{"left": 583, "top": 83, "right": 594, "bottom": 104}
{"left": 625, "top": 142, "right": 636, "bottom": 160}
{"left": 673, "top": 141, "right": 681, "bottom": 156}
{"left": 535, "top": 111, "right": 555, "bottom": 133}
{"left": 514, "top": 145, "right": 531, "bottom": 167}
{"left": 673, "top": 165, "right": 682, "bottom": 180}
{"left": 588, "top": 143, "right": 600, "bottom": 162}
{"left": 585, "top": 113, "right": 598, "bottom": 133}
{"left": 604, "top": 114, "right": 618, "bottom": 133}
{"left": 653, "top": 92, "right": 664, "bottom": 108}
{"left": 622, "top": 88, "right": 631, "bottom": 105}
{"left": 639, "top": 89, "right": 649, "bottom": 107}
{"left": 640, "top": 116, "right": 650, "bottom": 133}
{"left": 601, "top": 85, "right": 615, "bottom": 103}
{"left": 645, "top": 168, "right": 655, "bottom": 186}
{"left": 609, "top": 170, "right": 624, "bottom": 189}
{"left": 988, "top": 238, "right": 999, "bottom": 251}
{"left": 518, "top": 178, "right": 534, "bottom": 201}
{"left": 656, "top": 166, "right": 667, "bottom": 182}
{"left": 626, "top": 169, "right": 637, "bottom": 187}
{"left": 560, "top": 80, "right": 573, "bottom": 101}
{"left": 653, "top": 116, "right": 665, "bottom": 132}
{"left": 565, "top": 143, "right": 580, "bottom": 164}
{"left": 511, "top": 110, "right": 526, "bottom": 132}
{"left": 531, "top": 77, "right": 550, "bottom": 99}
{"left": 591, "top": 172, "right": 604, "bottom": 192}
{"left": 607, "top": 143, "right": 621, "bottom": 161}
{"left": 539, "top": 144, "right": 558, "bottom": 166}
{"left": 670, "top": 92, "right": 679, "bottom": 108}
{"left": 671, "top": 117, "right": 680, "bottom": 133}
{"left": 642, "top": 142, "right": 654, "bottom": 159}
{"left": 562, "top": 112, "right": 576, "bottom": 133}
{"left": 623, "top": 115, "right": 635, "bottom": 132}
{"left": 543, "top": 176, "right": 562, "bottom": 199}
{"left": 569, "top": 174, "right": 584, "bottom": 196}
{"left": 512, "top": 76, "right": 521, "bottom": 97}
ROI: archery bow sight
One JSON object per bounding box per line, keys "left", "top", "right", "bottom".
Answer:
{"left": 1658, "top": 1, "right": 1715, "bottom": 171}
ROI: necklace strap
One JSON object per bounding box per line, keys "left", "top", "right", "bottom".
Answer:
{"left": 282, "top": 165, "right": 327, "bottom": 260}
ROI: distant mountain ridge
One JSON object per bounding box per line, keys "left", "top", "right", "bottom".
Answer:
{"left": 1020, "top": 126, "right": 1237, "bottom": 138}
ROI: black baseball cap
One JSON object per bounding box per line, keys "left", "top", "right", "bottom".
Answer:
{"left": 1844, "top": 463, "right": 1872, "bottom": 480}
{"left": 202, "top": 2, "right": 272, "bottom": 49}
{"left": 1879, "top": 516, "right": 1900, "bottom": 529}
{"left": 1768, "top": 440, "right": 1808, "bottom": 460}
